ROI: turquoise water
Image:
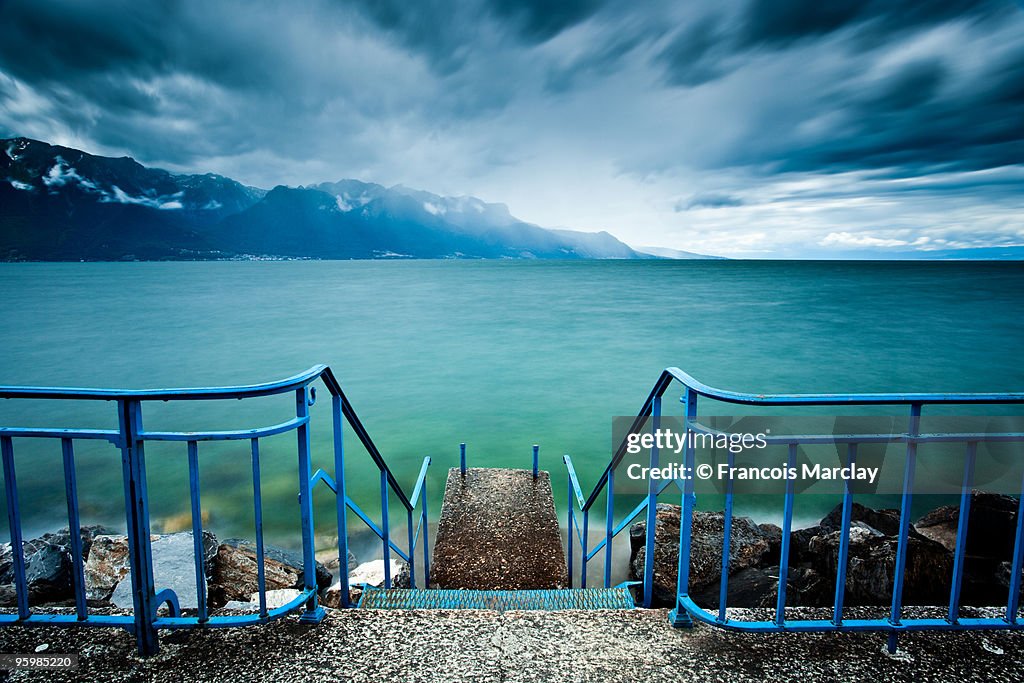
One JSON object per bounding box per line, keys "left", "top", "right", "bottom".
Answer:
{"left": 0, "top": 260, "right": 1022, "bottom": 553}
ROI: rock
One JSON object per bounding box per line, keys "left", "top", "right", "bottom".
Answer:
{"left": 208, "top": 539, "right": 331, "bottom": 608}
{"left": 820, "top": 503, "right": 903, "bottom": 537}
{"left": 807, "top": 521, "right": 952, "bottom": 606}
{"left": 690, "top": 566, "right": 781, "bottom": 609}
{"left": 0, "top": 525, "right": 115, "bottom": 606}
{"left": 627, "top": 504, "right": 776, "bottom": 607}
{"left": 346, "top": 559, "right": 409, "bottom": 604}
{"left": 83, "top": 535, "right": 132, "bottom": 602}
{"left": 253, "top": 588, "right": 303, "bottom": 610}
{"left": 317, "top": 549, "right": 359, "bottom": 581}
{"left": 110, "top": 531, "right": 218, "bottom": 610}
{"left": 915, "top": 491, "right": 1018, "bottom": 557}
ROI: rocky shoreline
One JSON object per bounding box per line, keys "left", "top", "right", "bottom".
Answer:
{"left": 628, "top": 491, "right": 1022, "bottom": 608}
{"left": 0, "top": 528, "right": 407, "bottom": 613}
{"left": 2, "top": 491, "right": 1018, "bottom": 614}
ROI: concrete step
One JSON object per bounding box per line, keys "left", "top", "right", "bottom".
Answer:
{"left": 430, "top": 467, "right": 568, "bottom": 590}
{"left": 358, "top": 586, "right": 634, "bottom": 611}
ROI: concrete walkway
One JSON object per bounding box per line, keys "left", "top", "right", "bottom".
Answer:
{"left": 1, "top": 607, "right": 1022, "bottom": 682}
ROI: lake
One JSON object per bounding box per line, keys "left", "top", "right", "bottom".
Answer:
{"left": 1, "top": 260, "right": 1023, "bottom": 560}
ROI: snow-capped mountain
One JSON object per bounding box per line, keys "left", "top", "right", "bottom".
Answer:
{"left": 0, "top": 137, "right": 660, "bottom": 261}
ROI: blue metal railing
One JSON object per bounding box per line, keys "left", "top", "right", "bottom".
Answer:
{"left": 0, "top": 365, "right": 430, "bottom": 656}
{"left": 564, "top": 367, "right": 1024, "bottom": 652}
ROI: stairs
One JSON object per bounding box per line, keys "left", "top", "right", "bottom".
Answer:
{"left": 358, "top": 586, "right": 635, "bottom": 611}
{"left": 429, "top": 467, "right": 568, "bottom": 590}
{"left": 358, "top": 464, "right": 635, "bottom": 612}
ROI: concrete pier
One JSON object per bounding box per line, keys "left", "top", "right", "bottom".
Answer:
{"left": 429, "top": 467, "right": 568, "bottom": 590}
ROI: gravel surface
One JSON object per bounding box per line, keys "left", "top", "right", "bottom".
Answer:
{"left": 430, "top": 468, "right": 568, "bottom": 590}
{"left": 1, "top": 606, "right": 1022, "bottom": 682}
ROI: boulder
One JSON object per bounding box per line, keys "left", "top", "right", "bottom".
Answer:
{"left": 820, "top": 503, "right": 903, "bottom": 537}
{"left": 627, "top": 504, "right": 777, "bottom": 607}
{"left": 110, "top": 531, "right": 218, "bottom": 610}
{"left": 84, "top": 535, "right": 132, "bottom": 602}
{"left": 208, "top": 538, "right": 331, "bottom": 608}
{"left": 807, "top": 521, "right": 952, "bottom": 606}
{"left": 915, "top": 491, "right": 1018, "bottom": 557}
{"left": 914, "top": 492, "right": 1020, "bottom": 605}
{"left": 0, "top": 525, "right": 115, "bottom": 606}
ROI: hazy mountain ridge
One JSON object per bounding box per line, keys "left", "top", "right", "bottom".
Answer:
{"left": 0, "top": 138, "right": 670, "bottom": 261}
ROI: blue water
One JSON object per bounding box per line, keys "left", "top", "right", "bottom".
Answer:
{"left": 0, "top": 260, "right": 1022, "bottom": 551}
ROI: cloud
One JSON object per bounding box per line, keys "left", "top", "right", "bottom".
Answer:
{"left": 677, "top": 192, "right": 745, "bottom": 211}
{"left": 0, "top": 0, "right": 1021, "bottom": 257}
{"left": 820, "top": 232, "right": 911, "bottom": 248}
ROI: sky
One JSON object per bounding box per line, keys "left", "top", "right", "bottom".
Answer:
{"left": 1, "top": 0, "right": 1022, "bottom": 258}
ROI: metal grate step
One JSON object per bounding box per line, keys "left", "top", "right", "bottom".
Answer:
{"left": 358, "top": 586, "right": 635, "bottom": 611}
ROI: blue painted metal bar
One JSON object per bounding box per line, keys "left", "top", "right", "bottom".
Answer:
{"left": 585, "top": 509, "right": 593, "bottom": 589}
{"left": 0, "top": 427, "right": 120, "bottom": 442}
{"left": 833, "top": 443, "right": 858, "bottom": 626}
{"left": 532, "top": 444, "right": 539, "bottom": 479}
{"left": 138, "top": 416, "right": 307, "bottom": 442}
{"left": 775, "top": 443, "right": 797, "bottom": 627}
{"left": 604, "top": 465, "right": 614, "bottom": 588}
{"left": 381, "top": 469, "right": 392, "bottom": 588}
{"left": 343, "top": 495, "right": 411, "bottom": 562}
{"left": 118, "top": 400, "right": 159, "bottom": 656}
{"left": 187, "top": 441, "right": 208, "bottom": 623}
{"left": 0, "top": 366, "right": 331, "bottom": 401}
{"left": 420, "top": 467, "right": 431, "bottom": 589}
{"left": 643, "top": 395, "right": 661, "bottom": 608}
{"left": 294, "top": 388, "right": 324, "bottom": 623}
{"left": 460, "top": 442, "right": 466, "bottom": 475}
{"left": 563, "top": 455, "right": 586, "bottom": 509}
{"left": 2, "top": 436, "right": 29, "bottom": 620}
{"left": 567, "top": 472, "right": 575, "bottom": 588}
{"left": 669, "top": 388, "right": 698, "bottom": 628}
{"left": 949, "top": 441, "right": 978, "bottom": 624}
{"left": 1007, "top": 471, "right": 1024, "bottom": 624}
{"left": 406, "top": 508, "right": 417, "bottom": 589}
{"left": 332, "top": 394, "right": 351, "bottom": 608}
{"left": 718, "top": 448, "right": 736, "bottom": 623}
{"left": 250, "top": 438, "right": 268, "bottom": 618}
{"left": 664, "top": 367, "right": 1024, "bottom": 407}
{"left": 60, "top": 438, "right": 88, "bottom": 621}
{"left": 888, "top": 403, "right": 921, "bottom": 653}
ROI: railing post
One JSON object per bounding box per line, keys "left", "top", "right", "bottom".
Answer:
{"left": 332, "top": 393, "right": 351, "bottom": 608}
{"left": 643, "top": 395, "right": 661, "bottom": 607}
{"left": 117, "top": 399, "right": 160, "bottom": 656}
{"left": 460, "top": 442, "right": 467, "bottom": 475}
{"left": 407, "top": 507, "right": 417, "bottom": 589}
{"left": 532, "top": 444, "right": 539, "bottom": 479}
{"left": 567, "top": 475, "right": 574, "bottom": 588}
{"left": 888, "top": 403, "right": 921, "bottom": 653}
{"left": 381, "top": 469, "right": 392, "bottom": 587}
{"left": 581, "top": 509, "right": 589, "bottom": 588}
{"left": 669, "top": 388, "right": 697, "bottom": 628}
{"left": 421, "top": 473, "right": 431, "bottom": 589}
{"left": 604, "top": 466, "right": 615, "bottom": 588}
{"left": 295, "top": 388, "right": 326, "bottom": 623}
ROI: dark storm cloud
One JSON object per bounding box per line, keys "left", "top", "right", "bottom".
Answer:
{"left": 0, "top": 0, "right": 1022, "bottom": 255}
{"left": 677, "top": 193, "right": 744, "bottom": 211}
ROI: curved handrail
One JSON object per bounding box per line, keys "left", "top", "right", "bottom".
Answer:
{"left": 0, "top": 365, "right": 329, "bottom": 401}
{"left": 666, "top": 367, "right": 1024, "bottom": 406}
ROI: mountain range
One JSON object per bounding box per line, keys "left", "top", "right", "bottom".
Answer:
{"left": 0, "top": 138, "right": 712, "bottom": 262}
